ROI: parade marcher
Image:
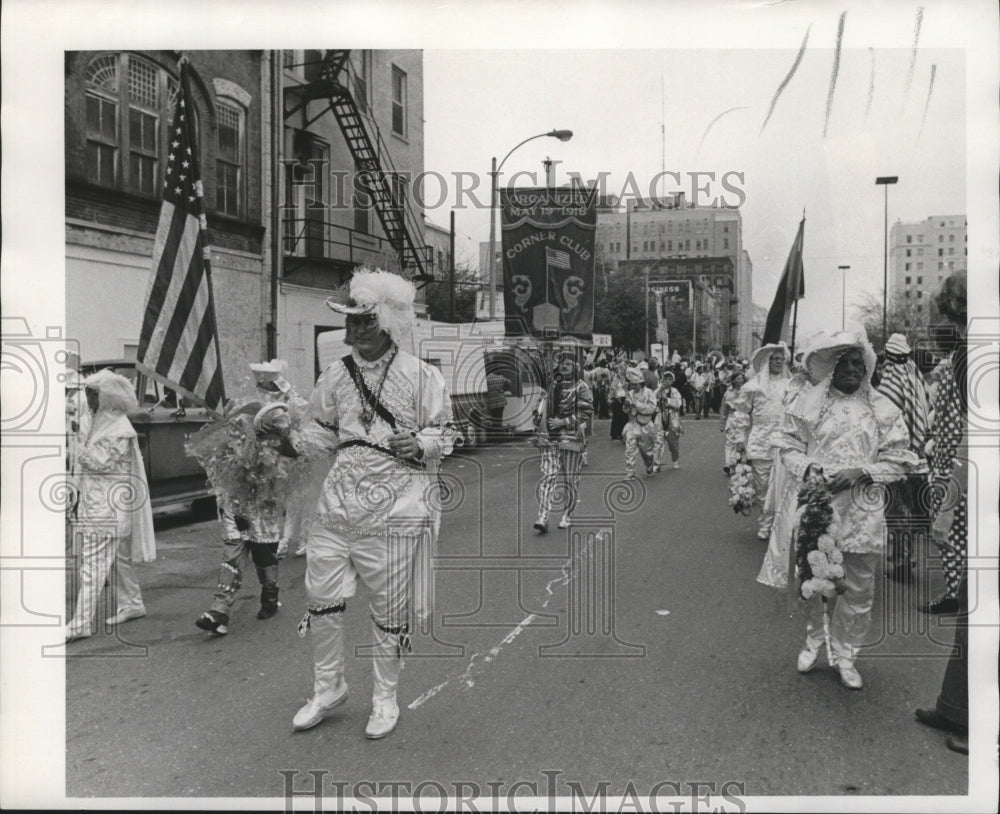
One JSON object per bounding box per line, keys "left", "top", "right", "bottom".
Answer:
{"left": 533, "top": 350, "right": 594, "bottom": 532}
{"left": 920, "top": 272, "right": 968, "bottom": 616}
{"left": 622, "top": 366, "right": 662, "bottom": 478}
{"left": 485, "top": 369, "right": 509, "bottom": 443}
{"left": 671, "top": 361, "right": 688, "bottom": 416}
{"left": 589, "top": 361, "right": 611, "bottom": 419}
{"left": 655, "top": 369, "right": 684, "bottom": 470}
{"left": 756, "top": 334, "right": 822, "bottom": 590}
{"left": 915, "top": 271, "right": 969, "bottom": 754}
{"left": 293, "top": 269, "right": 460, "bottom": 740}
{"left": 609, "top": 350, "right": 629, "bottom": 440}
{"left": 189, "top": 360, "right": 307, "bottom": 636}
{"left": 730, "top": 342, "right": 791, "bottom": 540}
{"left": 773, "top": 330, "right": 919, "bottom": 690}
{"left": 877, "top": 333, "right": 932, "bottom": 582}
{"left": 719, "top": 368, "right": 747, "bottom": 475}
{"left": 689, "top": 364, "right": 708, "bottom": 419}
{"left": 66, "top": 369, "right": 156, "bottom": 641}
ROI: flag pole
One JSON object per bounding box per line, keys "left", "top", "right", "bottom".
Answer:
{"left": 790, "top": 296, "right": 799, "bottom": 359}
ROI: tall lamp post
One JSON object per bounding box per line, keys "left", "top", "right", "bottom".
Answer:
{"left": 488, "top": 129, "right": 574, "bottom": 319}
{"left": 875, "top": 176, "right": 898, "bottom": 345}
{"left": 838, "top": 264, "right": 851, "bottom": 330}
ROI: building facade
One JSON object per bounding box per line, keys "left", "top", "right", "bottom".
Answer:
{"left": 65, "top": 49, "right": 427, "bottom": 396}
{"left": 65, "top": 49, "right": 267, "bottom": 387}
{"left": 889, "top": 214, "right": 967, "bottom": 318}
{"left": 595, "top": 193, "right": 754, "bottom": 355}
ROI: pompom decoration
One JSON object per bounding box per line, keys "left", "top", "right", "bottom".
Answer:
{"left": 794, "top": 475, "right": 847, "bottom": 600}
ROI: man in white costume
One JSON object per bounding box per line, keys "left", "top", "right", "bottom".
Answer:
{"left": 293, "top": 269, "right": 459, "bottom": 739}
{"left": 66, "top": 369, "right": 156, "bottom": 641}
{"left": 774, "top": 330, "right": 918, "bottom": 689}
{"left": 730, "top": 342, "right": 791, "bottom": 539}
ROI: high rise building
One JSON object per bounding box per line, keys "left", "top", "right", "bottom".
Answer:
{"left": 889, "top": 215, "right": 967, "bottom": 316}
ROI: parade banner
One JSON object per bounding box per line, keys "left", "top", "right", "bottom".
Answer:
{"left": 500, "top": 186, "right": 597, "bottom": 339}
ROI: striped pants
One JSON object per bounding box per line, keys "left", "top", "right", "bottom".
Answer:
{"left": 537, "top": 446, "right": 584, "bottom": 523}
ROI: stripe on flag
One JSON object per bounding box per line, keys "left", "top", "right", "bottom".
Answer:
{"left": 136, "top": 61, "right": 225, "bottom": 413}
{"left": 763, "top": 217, "right": 805, "bottom": 345}
{"left": 545, "top": 246, "right": 571, "bottom": 269}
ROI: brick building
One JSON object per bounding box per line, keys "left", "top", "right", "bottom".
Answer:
{"left": 65, "top": 49, "right": 428, "bottom": 395}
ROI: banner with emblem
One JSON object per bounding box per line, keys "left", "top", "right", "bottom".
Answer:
{"left": 499, "top": 185, "right": 597, "bottom": 339}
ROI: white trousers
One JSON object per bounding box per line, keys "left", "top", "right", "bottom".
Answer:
{"left": 750, "top": 458, "right": 774, "bottom": 536}
{"left": 803, "top": 552, "right": 879, "bottom": 666}
{"left": 68, "top": 527, "right": 143, "bottom": 636}
{"left": 304, "top": 524, "right": 420, "bottom": 703}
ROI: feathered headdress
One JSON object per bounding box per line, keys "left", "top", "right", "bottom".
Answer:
{"left": 325, "top": 268, "right": 417, "bottom": 348}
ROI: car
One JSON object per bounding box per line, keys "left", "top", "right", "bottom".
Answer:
{"left": 78, "top": 360, "right": 215, "bottom": 512}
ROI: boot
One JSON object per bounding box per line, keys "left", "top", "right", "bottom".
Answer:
{"left": 293, "top": 613, "right": 348, "bottom": 730}
{"left": 366, "top": 621, "right": 402, "bottom": 739}
{"left": 256, "top": 566, "right": 280, "bottom": 619}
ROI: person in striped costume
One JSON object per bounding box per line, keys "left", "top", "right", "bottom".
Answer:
{"left": 533, "top": 350, "right": 594, "bottom": 532}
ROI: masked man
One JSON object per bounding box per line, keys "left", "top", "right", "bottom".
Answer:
{"left": 532, "top": 350, "right": 593, "bottom": 533}
{"left": 190, "top": 359, "right": 307, "bottom": 636}
{"left": 730, "top": 343, "right": 791, "bottom": 540}
{"left": 66, "top": 369, "right": 155, "bottom": 641}
{"left": 294, "top": 269, "right": 459, "bottom": 740}
{"left": 774, "top": 330, "right": 918, "bottom": 690}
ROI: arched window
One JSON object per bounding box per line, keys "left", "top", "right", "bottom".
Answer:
{"left": 84, "top": 53, "right": 182, "bottom": 196}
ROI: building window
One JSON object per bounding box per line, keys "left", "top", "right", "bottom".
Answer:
{"left": 948, "top": 247, "right": 954, "bottom": 255}
{"left": 685, "top": 239, "right": 690, "bottom": 250}
{"left": 949, "top": 233, "right": 955, "bottom": 242}
{"left": 917, "top": 262, "right": 923, "bottom": 271}
{"left": 904, "top": 290, "right": 910, "bottom": 298}
{"left": 723, "top": 238, "right": 729, "bottom": 250}
{"left": 905, "top": 249, "right": 911, "bottom": 257}
{"left": 917, "top": 248, "right": 923, "bottom": 256}
{"left": 906, "top": 235, "right": 912, "bottom": 243}
{"left": 918, "top": 234, "right": 923, "bottom": 242}
{"left": 216, "top": 101, "right": 244, "bottom": 217}
{"left": 939, "top": 234, "right": 944, "bottom": 242}
{"left": 391, "top": 65, "right": 407, "bottom": 137}
{"left": 905, "top": 276, "right": 911, "bottom": 284}
{"left": 667, "top": 240, "right": 672, "bottom": 251}
{"left": 723, "top": 224, "right": 729, "bottom": 233}
{"left": 353, "top": 50, "right": 372, "bottom": 108}
{"left": 84, "top": 53, "right": 182, "bottom": 197}
{"left": 938, "top": 248, "right": 943, "bottom": 256}
{"left": 938, "top": 262, "right": 944, "bottom": 270}
{"left": 917, "top": 290, "right": 923, "bottom": 298}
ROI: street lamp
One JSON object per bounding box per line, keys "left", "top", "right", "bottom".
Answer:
{"left": 838, "top": 264, "right": 851, "bottom": 330}
{"left": 487, "top": 129, "right": 574, "bottom": 319}
{"left": 875, "top": 176, "right": 898, "bottom": 346}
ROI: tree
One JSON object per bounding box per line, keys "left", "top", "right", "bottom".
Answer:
{"left": 852, "top": 291, "right": 936, "bottom": 350}
{"left": 422, "top": 263, "right": 480, "bottom": 323}
{"left": 592, "top": 265, "right": 658, "bottom": 351}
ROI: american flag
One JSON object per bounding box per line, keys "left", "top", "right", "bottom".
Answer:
{"left": 545, "top": 246, "right": 571, "bottom": 270}
{"left": 136, "top": 60, "right": 225, "bottom": 412}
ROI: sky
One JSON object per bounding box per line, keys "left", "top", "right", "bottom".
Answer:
{"left": 421, "top": 41, "right": 967, "bottom": 340}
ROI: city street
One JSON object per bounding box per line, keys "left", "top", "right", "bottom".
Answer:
{"left": 65, "top": 418, "right": 966, "bottom": 802}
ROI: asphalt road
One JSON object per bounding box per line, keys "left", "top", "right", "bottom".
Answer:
{"left": 65, "top": 417, "right": 967, "bottom": 803}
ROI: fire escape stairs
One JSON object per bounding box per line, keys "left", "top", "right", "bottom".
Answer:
{"left": 283, "top": 49, "right": 428, "bottom": 279}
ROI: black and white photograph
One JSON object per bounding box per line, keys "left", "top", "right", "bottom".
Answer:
{"left": 1, "top": 0, "right": 998, "bottom": 811}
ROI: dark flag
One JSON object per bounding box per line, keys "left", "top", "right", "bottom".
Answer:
{"left": 763, "top": 217, "right": 805, "bottom": 344}
{"left": 500, "top": 185, "right": 597, "bottom": 338}
{"left": 136, "top": 59, "right": 225, "bottom": 412}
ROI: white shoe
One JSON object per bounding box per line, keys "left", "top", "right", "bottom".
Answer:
{"left": 105, "top": 605, "right": 146, "bottom": 626}
{"left": 365, "top": 700, "right": 400, "bottom": 739}
{"left": 558, "top": 515, "right": 571, "bottom": 529}
{"left": 292, "top": 678, "right": 349, "bottom": 731}
{"left": 294, "top": 543, "right": 307, "bottom": 557}
{"left": 757, "top": 530, "right": 770, "bottom": 541}
{"left": 672, "top": 462, "right": 680, "bottom": 470}
{"left": 65, "top": 625, "right": 92, "bottom": 642}
{"left": 796, "top": 647, "right": 819, "bottom": 673}
{"left": 838, "top": 662, "right": 863, "bottom": 690}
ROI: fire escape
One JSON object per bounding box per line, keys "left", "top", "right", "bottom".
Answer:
{"left": 283, "top": 50, "right": 429, "bottom": 279}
